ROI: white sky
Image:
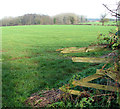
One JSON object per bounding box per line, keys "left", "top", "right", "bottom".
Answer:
{"left": 0, "top": 0, "right": 119, "bottom": 19}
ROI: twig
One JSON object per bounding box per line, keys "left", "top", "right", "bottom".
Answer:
{"left": 102, "top": 63, "right": 107, "bottom": 70}
{"left": 116, "top": 3, "right": 120, "bottom": 11}
{"left": 92, "top": 93, "right": 113, "bottom": 98}
{"left": 103, "top": 4, "right": 120, "bottom": 17}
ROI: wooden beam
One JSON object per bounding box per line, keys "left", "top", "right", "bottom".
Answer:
{"left": 96, "top": 69, "right": 106, "bottom": 74}
{"left": 72, "top": 80, "right": 120, "bottom": 92}
{"left": 59, "top": 87, "right": 86, "bottom": 96}
{"left": 61, "top": 47, "right": 87, "bottom": 53}
{"left": 68, "top": 90, "right": 84, "bottom": 95}
{"left": 72, "top": 57, "right": 110, "bottom": 63}
{"left": 79, "top": 73, "right": 105, "bottom": 83}
{"left": 57, "top": 45, "right": 108, "bottom": 53}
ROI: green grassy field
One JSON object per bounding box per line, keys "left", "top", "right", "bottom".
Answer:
{"left": 2, "top": 25, "right": 116, "bottom": 107}
{"left": 82, "top": 21, "right": 116, "bottom": 25}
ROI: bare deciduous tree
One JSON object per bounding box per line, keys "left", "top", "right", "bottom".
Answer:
{"left": 100, "top": 13, "right": 109, "bottom": 26}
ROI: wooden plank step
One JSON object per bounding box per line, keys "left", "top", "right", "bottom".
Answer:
{"left": 61, "top": 47, "right": 87, "bottom": 53}
{"left": 57, "top": 45, "right": 107, "bottom": 53}
{"left": 59, "top": 85, "right": 85, "bottom": 95}
{"left": 72, "top": 57, "right": 110, "bottom": 63}
{"left": 72, "top": 81, "right": 120, "bottom": 92}
{"left": 68, "top": 90, "right": 85, "bottom": 95}
{"left": 79, "top": 73, "right": 105, "bottom": 83}
{"left": 96, "top": 69, "right": 106, "bottom": 75}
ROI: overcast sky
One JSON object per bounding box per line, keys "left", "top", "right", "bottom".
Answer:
{"left": 0, "top": 0, "right": 119, "bottom": 19}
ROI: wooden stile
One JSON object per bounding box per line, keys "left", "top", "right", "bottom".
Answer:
{"left": 72, "top": 57, "right": 110, "bottom": 63}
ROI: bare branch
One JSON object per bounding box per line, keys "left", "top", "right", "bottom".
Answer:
{"left": 103, "top": 4, "right": 120, "bottom": 17}
{"left": 116, "top": 3, "right": 120, "bottom": 11}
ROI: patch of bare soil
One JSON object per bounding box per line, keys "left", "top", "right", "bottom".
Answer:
{"left": 25, "top": 89, "right": 64, "bottom": 108}
{"left": 0, "top": 50, "right": 8, "bottom": 52}
{"left": 9, "top": 56, "right": 31, "bottom": 60}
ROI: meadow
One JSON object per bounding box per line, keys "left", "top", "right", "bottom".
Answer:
{"left": 82, "top": 21, "right": 116, "bottom": 25}
{"left": 2, "top": 25, "right": 116, "bottom": 107}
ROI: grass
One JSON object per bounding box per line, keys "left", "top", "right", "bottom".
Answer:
{"left": 2, "top": 25, "right": 116, "bottom": 107}
{"left": 82, "top": 21, "right": 116, "bottom": 25}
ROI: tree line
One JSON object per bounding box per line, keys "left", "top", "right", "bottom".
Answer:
{"left": 0, "top": 13, "right": 87, "bottom": 26}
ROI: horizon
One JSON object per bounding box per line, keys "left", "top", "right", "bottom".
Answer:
{"left": 0, "top": 12, "right": 116, "bottom": 20}
{"left": 0, "top": 0, "right": 119, "bottom": 20}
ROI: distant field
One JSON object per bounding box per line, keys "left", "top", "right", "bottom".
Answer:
{"left": 2, "top": 25, "right": 115, "bottom": 107}
{"left": 82, "top": 21, "right": 116, "bottom": 25}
